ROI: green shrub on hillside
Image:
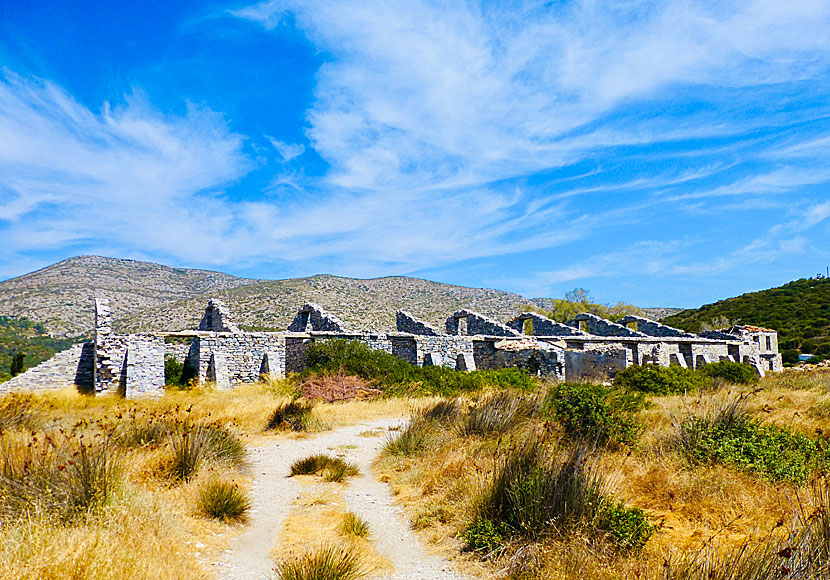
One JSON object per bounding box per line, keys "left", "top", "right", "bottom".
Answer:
{"left": 613, "top": 364, "right": 709, "bottom": 395}
{"left": 548, "top": 383, "right": 645, "bottom": 447}
{"left": 164, "top": 356, "right": 185, "bottom": 387}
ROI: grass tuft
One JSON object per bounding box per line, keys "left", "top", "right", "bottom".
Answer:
{"left": 275, "top": 545, "right": 369, "bottom": 580}
{"left": 290, "top": 454, "right": 359, "bottom": 481}
{"left": 0, "top": 393, "right": 44, "bottom": 433}
{"left": 459, "top": 392, "right": 535, "bottom": 436}
{"left": 197, "top": 478, "right": 251, "bottom": 522}
{"left": 340, "top": 512, "right": 370, "bottom": 538}
{"left": 168, "top": 422, "right": 245, "bottom": 482}
{"left": 266, "top": 400, "right": 320, "bottom": 432}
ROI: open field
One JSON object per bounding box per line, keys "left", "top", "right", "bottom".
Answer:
{"left": 0, "top": 367, "right": 828, "bottom": 579}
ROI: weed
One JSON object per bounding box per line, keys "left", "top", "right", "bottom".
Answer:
{"left": 548, "top": 383, "right": 645, "bottom": 447}
{"left": 460, "top": 392, "right": 535, "bottom": 436}
{"left": 116, "top": 411, "right": 177, "bottom": 447}
{"left": 275, "top": 545, "right": 369, "bottom": 580}
{"left": 168, "top": 422, "right": 245, "bottom": 482}
{"left": 266, "top": 400, "right": 320, "bottom": 432}
{"left": 382, "top": 419, "right": 436, "bottom": 457}
{"left": 0, "top": 393, "right": 43, "bottom": 432}
{"left": 594, "top": 500, "right": 654, "bottom": 551}
{"left": 197, "top": 479, "right": 250, "bottom": 522}
{"left": 290, "top": 454, "right": 359, "bottom": 481}
{"left": 674, "top": 393, "right": 829, "bottom": 482}
{"left": 0, "top": 432, "right": 121, "bottom": 521}
{"left": 340, "top": 512, "right": 369, "bottom": 538}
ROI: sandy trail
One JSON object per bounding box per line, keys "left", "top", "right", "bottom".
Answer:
{"left": 215, "top": 418, "right": 473, "bottom": 580}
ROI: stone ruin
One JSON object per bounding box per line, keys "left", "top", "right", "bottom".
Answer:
{"left": 1, "top": 298, "right": 783, "bottom": 398}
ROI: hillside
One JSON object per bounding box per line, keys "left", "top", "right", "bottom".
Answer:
{"left": 116, "top": 274, "right": 535, "bottom": 333}
{"left": 662, "top": 277, "right": 830, "bottom": 362}
{"left": 0, "top": 256, "right": 255, "bottom": 336}
{"left": 0, "top": 316, "right": 75, "bottom": 379}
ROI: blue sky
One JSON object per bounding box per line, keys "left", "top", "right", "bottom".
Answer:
{"left": 1, "top": 1, "right": 830, "bottom": 308}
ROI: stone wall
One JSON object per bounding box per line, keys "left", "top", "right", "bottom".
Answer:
{"left": 196, "top": 333, "right": 287, "bottom": 385}
{"left": 198, "top": 298, "right": 241, "bottom": 333}
{"left": 123, "top": 337, "right": 166, "bottom": 397}
{"left": 446, "top": 310, "right": 520, "bottom": 337}
{"left": 0, "top": 342, "right": 93, "bottom": 393}
{"left": 396, "top": 311, "right": 443, "bottom": 336}
{"left": 568, "top": 313, "right": 647, "bottom": 338}
{"left": 564, "top": 347, "right": 628, "bottom": 380}
{"left": 288, "top": 303, "right": 348, "bottom": 332}
{"left": 617, "top": 315, "right": 695, "bottom": 338}
{"left": 506, "top": 312, "right": 590, "bottom": 337}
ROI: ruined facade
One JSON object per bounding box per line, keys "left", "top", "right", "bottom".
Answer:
{"left": 1, "top": 298, "right": 783, "bottom": 398}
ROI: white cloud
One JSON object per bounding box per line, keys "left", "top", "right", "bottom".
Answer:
{"left": 266, "top": 136, "right": 305, "bottom": 161}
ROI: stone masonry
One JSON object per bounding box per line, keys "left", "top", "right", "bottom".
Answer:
{"left": 3, "top": 297, "right": 783, "bottom": 397}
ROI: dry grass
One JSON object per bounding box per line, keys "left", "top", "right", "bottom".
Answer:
{"left": 375, "top": 369, "right": 830, "bottom": 580}
{"left": 274, "top": 487, "right": 391, "bottom": 576}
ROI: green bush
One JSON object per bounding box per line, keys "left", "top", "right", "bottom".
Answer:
{"left": 595, "top": 501, "right": 655, "bottom": 551}
{"left": 699, "top": 361, "right": 759, "bottom": 385}
{"left": 197, "top": 479, "right": 251, "bottom": 522}
{"left": 548, "top": 383, "right": 645, "bottom": 446}
{"left": 303, "top": 339, "right": 536, "bottom": 396}
{"left": 164, "top": 356, "right": 185, "bottom": 387}
{"left": 613, "top": 364, "right": 708, "bottom": 395}
{"left": 275, "top": 545, "right": 368, "bottom": 580}
{"left": 9, "top": 352, "right": 24, "bottom": 377}
{"left": 675, "top": 395, "right": 829, "bottom": 483}
{"left": 462, "top": 518, "right": 509, "bottom": 553}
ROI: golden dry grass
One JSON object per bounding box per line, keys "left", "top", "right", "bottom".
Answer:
{"left": 374, "top": 368, "right": 830, "bottom": 580}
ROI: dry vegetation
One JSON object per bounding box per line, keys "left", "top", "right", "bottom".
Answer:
{"left": 376, "top": 368, "right": 830, "bottom": 580}
{"left": 0, "top": 380, "right": 413, "bottom": 580}
{"left": 1, "top": 366, "right": 828, "bottom": 580}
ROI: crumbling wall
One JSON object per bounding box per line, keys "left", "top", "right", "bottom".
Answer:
{"left": 122, "top": 337, "right": 165, "bottom": 398}
{"left": 0, "top": 342, "right": 93, "bottom": 393}
{"left": 493, "top": 338, "right": 565, "bottom": 379}
{"left": 568, "top": 313, "right": 647, "bottom": 338}
{"left": 196, "top": 334, "right": 287, "bottom": 385}
{"left": 506, "top": 312, "right": 590, "bottom": 337}
{"left": 396, "top": 311, "right": 443, "bottom": 336}
{"left": 446, "top": 310, "right": 520, "bottom": 337}
{"left": 288, "top": 303, "right": 348, "bottom": 333}
{"left": 564, "top": 346, "right": 628, "bottom": 380}
{"left": 617, "top": 315, "right": 695, "bottom": 338}
{"left": 198, "top": 298, "right": 241, "bottom": 333}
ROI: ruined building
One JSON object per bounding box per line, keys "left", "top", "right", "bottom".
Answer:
{"left": 1, "top": 298, "right": 782, "bottom": 398}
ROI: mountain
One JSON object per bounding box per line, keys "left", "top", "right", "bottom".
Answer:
{"left": 116, "top": 274, "right": 535, "bottom": 333}
{"left": 0, "top": 256, "right": 255, "bottom": 336}
{"left": 662, "top": 277, "right": 830, "bottom": 362}
{"left": 0, "top": 256, "right": 537, "bottom": 335}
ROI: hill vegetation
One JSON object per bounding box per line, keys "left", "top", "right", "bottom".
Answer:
{"left": 0, "top": 316, "right": 74, "bottom": 381}
{"left": 663, "top": 277, "right": 830, "bottom": 363}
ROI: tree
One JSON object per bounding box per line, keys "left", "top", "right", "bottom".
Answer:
{"left": 10, "top": 352, "right": 25, "bottom": 377}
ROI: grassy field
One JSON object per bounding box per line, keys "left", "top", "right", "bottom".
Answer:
{"left": 0, "top": 363, "right": 828, "bottom": 580}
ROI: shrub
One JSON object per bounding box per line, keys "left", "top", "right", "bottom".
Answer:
{"left": 548, "top": 383, "right": 645, "bottom": 447}
{"left": 340, "top": 512, "right": 369, "bottom": 538}
{"left": 382, "top": 419, "right": 436, "bottom": 457}
{"left": 460, "top": 392, "right": 536, "bottom": 436}
{"left": 275, "top": 546, "right": 369, "bottom": 580}
{"left": 164, "top": 356, "right": 185, "bottom": 387}
{"left": 674, "top": 394, "right": 829, "bottom": 482}
{"left": 462, "top": 518, "right": 509, "bottom": 553}
{"left": 168, "top": 423, "right": 245, "bottom": 482}
{"left": 290, "top": 454, "right": 359, "bottom": 481}
{"left": 613, "top": 364, "right": 708, "bottom": 395}
{"left": 9, "top": 352, "right": 24, "bottom": 377}
{"left": 0, "top": 433, "right": 121, "bottom": 521}
{"left": 699, "top": 361, "right": 759, "bottom": 385}
{"left": 197, "top": 479, "right": 251, "bottom": 522}
{"left": 595, "top": 501, "right": 655, "bottom": 551}
{"left": 469, "top": 442, "right": 605, "bottom": 543}
{"left": 303, "top": 339, "right": 537, "bottom": 396}
{"left": 265, "top": 400, "right": 320, "bottom": 432}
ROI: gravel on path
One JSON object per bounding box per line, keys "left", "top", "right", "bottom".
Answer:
{"left": 214, "top": 418, "right": 474, "bottom": 580}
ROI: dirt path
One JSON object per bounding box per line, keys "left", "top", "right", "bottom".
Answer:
{"left": 214, "top": 418, "right": 473, "bottom": 580}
